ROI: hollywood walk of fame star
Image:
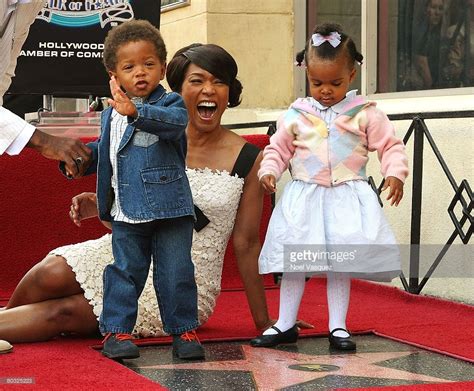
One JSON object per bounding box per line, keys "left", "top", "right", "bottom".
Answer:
{"left": 138, "top": 346, "right": 452, "bottom": 390}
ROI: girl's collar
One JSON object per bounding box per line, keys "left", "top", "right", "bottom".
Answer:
{"left": 311, "top": 89, "right": 358, "bottom": 113}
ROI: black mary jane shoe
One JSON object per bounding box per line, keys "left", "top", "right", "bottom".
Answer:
{"left": 328, "top": 328, "right": 356, "bottom": 351}
{"left": 250, "top": 325, "right": 298, "bottom": 348}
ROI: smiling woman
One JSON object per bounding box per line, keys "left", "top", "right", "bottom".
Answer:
{"left": 0, "top": 43, "right": 301, "bottom": 347}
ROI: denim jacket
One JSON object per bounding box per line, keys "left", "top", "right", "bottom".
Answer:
{"left": 85, "top": 84, "right": 194, "bottom": 222}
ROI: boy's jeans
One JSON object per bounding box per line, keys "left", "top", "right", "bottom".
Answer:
{"left": 100, "top": 216, "right": 199, "bottom": 335}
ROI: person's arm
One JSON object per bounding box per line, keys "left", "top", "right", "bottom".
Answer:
{"left": 128, "top": 92, "right": 188, "bottom": 141}
{"left": 443, "top": 26, "right": 464, "bottom": 83}
{"left": 231, "top": 152, "right": 273, "bottom": 331}
{"left": 0, "top": 106, "right": 35, "bottom": 154}
{"left": 27, "top": 129, "right": 92, "bottom": 177}
{"left": 366, "top": 107, "right": 409, "bottom": 182}
{"left": 108, "top": 76, "right": 188, "bottom": 141}
{"left": 366, "top": 107, "right": 409, "bottom": 206}
{"left": 0, "top": 107, "right": 91, "bottom": 177}
{"left": 257, "top": 112, "right": 296, "bottom": 182}
{"left": 0, "top": 1, "right": 46, "bottom": 100}
{"left": 414, "top": 54, "right": 433, "bottom": 88}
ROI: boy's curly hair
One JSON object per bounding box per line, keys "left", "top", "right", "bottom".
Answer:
{"left": 103, "top": 19, "right": 167, "bottom": 71}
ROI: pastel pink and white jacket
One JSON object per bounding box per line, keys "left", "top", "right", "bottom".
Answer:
{"left": 258, "top": 95, "right": 409, "bottom": 187}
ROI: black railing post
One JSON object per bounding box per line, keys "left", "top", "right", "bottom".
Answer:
{"left": 409, "top": 118, "right": 424, "bottom": 293}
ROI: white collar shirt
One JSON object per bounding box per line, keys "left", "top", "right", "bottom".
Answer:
{"left": 0, "top": 0, "right": 43, "bottom": 155}
{"left": 308, "top": 89, "right": 358, "bottom": 128}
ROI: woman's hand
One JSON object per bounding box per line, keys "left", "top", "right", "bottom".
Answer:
{"left": 257, "top": 318, "right": 315, "bottom": 333}
{"left": 260, "top": 174, "right": 276, "bottom": 193}
{"left": 107, "top": 76, "right": 138, "bottom": 117}
{"left": 257, "top": 318, "right": 276, "bottom": 332}
{"left": 69, "top": 192, "right": 98, "bottom": 226}
{"left": 382, "top": 176, "right": 404, "bottom": 206}
{"left": 296, "top": 319, "right": 315, "bottom": 330}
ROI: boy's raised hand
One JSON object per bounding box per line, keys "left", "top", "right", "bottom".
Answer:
{"left": 107, "top": 76, "right": 138, "bottom": 117}
{"left": 260, "top": 174, "right": 277, "bottom": 194}
{"left": 382, "top": 176, "right": 404, "bottom": 206}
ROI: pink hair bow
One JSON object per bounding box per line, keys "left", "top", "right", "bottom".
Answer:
{"left": 311, "top": 32, "right": 342, "bottom": 48}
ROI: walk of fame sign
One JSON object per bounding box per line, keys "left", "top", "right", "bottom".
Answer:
{"left": 8, "top": 1, "right": 161, "bottom": 97}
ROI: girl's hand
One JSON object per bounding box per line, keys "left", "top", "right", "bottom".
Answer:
{"left": 69, "top": 192, "right": 98, "bottom": 227}
{"left": 382, "top": 176, "right": 404, "bottom": 206}
{"left": 107, "top": 76, "right": 138, "bottom": 117}
{"left": 260, "top": 174, "right": 277, "bottom": 193}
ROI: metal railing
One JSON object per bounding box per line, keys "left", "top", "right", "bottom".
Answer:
{"left": 385, "top": 110, "right": 473, "bottom": 294}
{"left": 228, "top": 110, "right": 473, "bottom": 295}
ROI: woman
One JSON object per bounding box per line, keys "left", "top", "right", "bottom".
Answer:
{"left": 414, "top": 0, "right": 444, "bottom": 89}
{"left": 0, "top": 44, "right": 310, "bottom": 344}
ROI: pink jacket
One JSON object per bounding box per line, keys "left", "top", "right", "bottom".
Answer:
{"left": 258, "top": 96, "right": 409, "bottom": 187}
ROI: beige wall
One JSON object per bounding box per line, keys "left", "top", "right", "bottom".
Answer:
{"left": 160, "top": 0, "right": 296, "bottom": 109}
{"left": 160, "top": 0, "right": 209, "bottom": 62}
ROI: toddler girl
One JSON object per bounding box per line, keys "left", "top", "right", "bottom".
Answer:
{"left": 251, "top": 22, "right": 408, "bottom": 351}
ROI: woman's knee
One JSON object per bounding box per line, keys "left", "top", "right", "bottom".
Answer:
{"left": 32, "top": 255, "right": 79, "bottom": 294}
{"left": 47, "top": 295, "right": 97, "bottom": 334}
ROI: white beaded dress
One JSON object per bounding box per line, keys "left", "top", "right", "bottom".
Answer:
{"left": 49, "top": 143, "right": 260, "bottom": 337}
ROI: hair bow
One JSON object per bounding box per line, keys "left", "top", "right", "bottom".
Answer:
{"left": 311, "top": 32, "right": 342, "bottom": 48}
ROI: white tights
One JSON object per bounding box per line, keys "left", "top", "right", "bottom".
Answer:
{"left": 263, "top": 272, "right": 305, "bottom": 335}
{"left": 326, "top": 272, "right": 351, "bottom": 337}
{"left": 263, "top": 272, "right": 351, "bottom": 338}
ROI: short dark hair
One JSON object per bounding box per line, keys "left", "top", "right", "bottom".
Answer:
{"left": 103, "top": 19, "right": 167, "bottom": 71}
{"left": 166, "top": 43, "right": 243, "bottom": 108}
{"left": 295, "top": 22, "right": 363, "bottom": 69}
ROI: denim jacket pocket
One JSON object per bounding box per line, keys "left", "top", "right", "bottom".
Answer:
{"left": 141, "top": 166, "right": 186, "bottom": 210}
{"left": 133, "top": 131, "right": 160, "bottom": 147}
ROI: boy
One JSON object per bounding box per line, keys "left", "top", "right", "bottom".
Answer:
{"left": 84, "top": 20, "right": 203, "bottom": 361}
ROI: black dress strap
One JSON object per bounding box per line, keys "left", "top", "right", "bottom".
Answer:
{"left": 230, "top": 142, "right": 261, "bottom": 179}
{"left": 194, "top": 142, "right": 260, "bottom": 232}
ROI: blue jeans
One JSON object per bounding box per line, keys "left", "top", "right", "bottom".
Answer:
{"left": 99, "top": 216, "right": 199, "bottom": 335}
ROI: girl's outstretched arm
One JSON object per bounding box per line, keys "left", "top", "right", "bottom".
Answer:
{"left": 366, "top": 107, "right": 409, "bottom": 184}
{"left": 258, "top": 112, "right": 296, "bottom": 182}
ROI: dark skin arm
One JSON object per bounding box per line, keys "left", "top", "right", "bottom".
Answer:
{"left": 232, "top": 152, "right": 272, "bottom": 331}
{"left": 233, "top": 153, "right": 313, "bottom": 331}
{"left": 27, "top": 129, "right": 91, "bottom": 177}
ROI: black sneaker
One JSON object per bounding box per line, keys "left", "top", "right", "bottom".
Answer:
{"left": 101, "top": 333, "right": 140, "bottom": 360}
{"left": 172, "top": 330, "right": 205, "bottom": 360}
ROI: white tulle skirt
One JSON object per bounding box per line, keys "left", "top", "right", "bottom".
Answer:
{"left": 259, "top": 180, "right": 401, "bottom": 282}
